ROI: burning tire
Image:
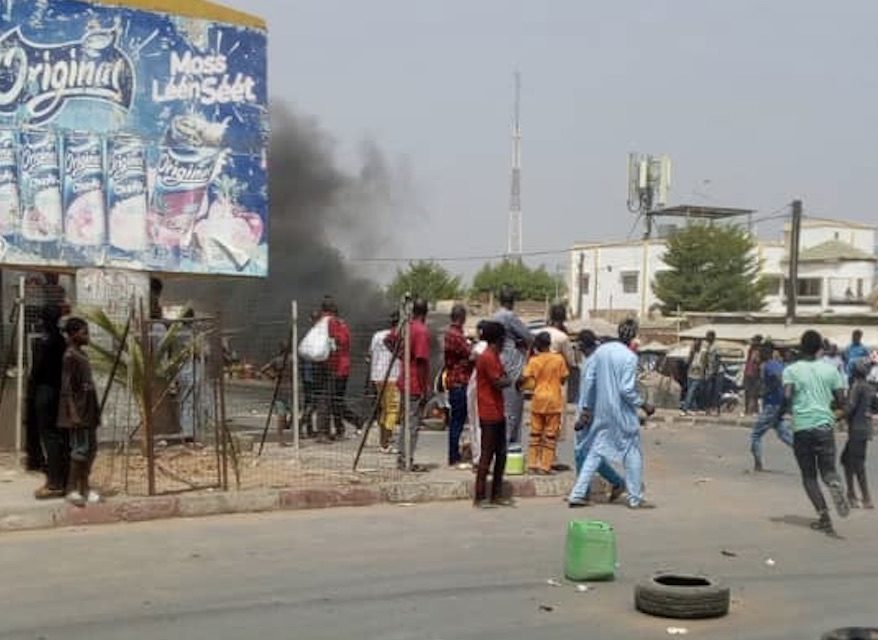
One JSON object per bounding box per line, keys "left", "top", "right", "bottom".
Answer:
{"left": 634, "top": 573, "right": 730, "bottom": 619}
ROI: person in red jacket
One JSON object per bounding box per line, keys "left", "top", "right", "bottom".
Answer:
{"left": 474, "top": 321, "right": 513, "bottom": 508}
{"left": 317, "top": 297, "right": 362, "bottom": 442}
{"left": 444, "top": 304, "right": 473, "bottom": 467}
{"left": 386, "top": 298, "right": 432, "bottom": 471}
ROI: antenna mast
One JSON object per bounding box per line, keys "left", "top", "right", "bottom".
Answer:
{"left": 507, "top": 71, "right": 523, "bottom": 257}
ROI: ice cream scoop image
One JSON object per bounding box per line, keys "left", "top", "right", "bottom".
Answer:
{"left": 109, "top": 197, "right": 148, "bottom": 251}
{"left": 193, "top": 198, "right": 263, "bottom": 270}
{"left": 29, "top": 189, "right": 62, "bottom": 239}
{"left": 65, "top": 190, "right": 105, "bottom": 246}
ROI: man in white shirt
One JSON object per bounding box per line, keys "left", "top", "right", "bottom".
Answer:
{"left": 545, "top": 304, "right": 576, "bottom": 368}
{"left": 368, "top": 311, "right": 400, "bottom": 452}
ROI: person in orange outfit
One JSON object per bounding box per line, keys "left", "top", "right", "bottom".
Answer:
{"left": 521, "top": 332, "right": 568, "bottom": 474}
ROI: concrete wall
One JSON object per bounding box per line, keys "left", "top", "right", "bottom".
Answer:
{"left": 570, "top": 241, "right": 666, "bottom": 318}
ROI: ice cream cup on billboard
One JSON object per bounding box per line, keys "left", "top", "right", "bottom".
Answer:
{"left": 107, "top": 133, "right": 149, "bottom": 264}
{"left": 62, "top": 131, "right": 106, "bottom": 266}
{"left": 149, "top": 144, "right": 223, "bottom": 263}
{"left": 19, "top": 128, "right": 63, "bottom": 261}
{"left": 0, "top": 128, "right": 21, "bottom": 254}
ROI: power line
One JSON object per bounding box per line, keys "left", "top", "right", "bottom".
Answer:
{"left": 348, "top": 247, "right": 572, "bottom": 264}
{"left": 347, "top": 204, "right": 815, "bottom": 266}
{"left": 626, "top": 212, "right": 644, "bottom": 241}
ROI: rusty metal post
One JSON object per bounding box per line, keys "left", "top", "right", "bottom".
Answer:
{"left": 219, "top": 371, "right": 229, "bottom": 492}
{"left": 14, "top": 276, "right": 25, "bottom": 456}
{"left": 139, "top": 298, "right": 156, "bottom": 496}
{"left": 213, "top": 378, "right": 224, "bottom": 490}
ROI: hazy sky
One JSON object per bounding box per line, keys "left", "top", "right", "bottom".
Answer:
{"left": 224, "top": 0, "right": 878, "bottom": 278}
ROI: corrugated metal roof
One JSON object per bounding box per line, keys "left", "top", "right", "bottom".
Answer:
{"left": 91, "top": 0, "right": 265, "bottom": 29}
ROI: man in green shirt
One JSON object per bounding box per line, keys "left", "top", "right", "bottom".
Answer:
{"left": 782, "top": 330, "right": 849, "bottom": 535}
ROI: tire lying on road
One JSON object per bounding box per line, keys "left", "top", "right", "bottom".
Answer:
{"left": 634, "top": 573, "right": 730, "bottom": 619}
{"left": 822, "top": 629, "right": 878, "bottom": 640}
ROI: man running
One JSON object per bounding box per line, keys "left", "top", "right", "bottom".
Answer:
{"left": 749, "top": 342, "right": 793, "bottom": 472}
{"left": 567, "top": 319, "right": 655, "bottom": 509}
{"left": 782, "top": 329, "right": 849, "bottom": 535}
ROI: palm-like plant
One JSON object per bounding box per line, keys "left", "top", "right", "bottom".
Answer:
{"left": 84, "top": 308, "right": 194, "bottom": 434}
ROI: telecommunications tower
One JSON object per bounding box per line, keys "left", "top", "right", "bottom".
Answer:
{"left": 627, "top": 153, "right": 672, "bottom": 238}
{"left": 507, "top": 71, "right": 523, "bottom": 257}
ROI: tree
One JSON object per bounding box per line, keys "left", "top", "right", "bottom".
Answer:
{"left": 387, "top": 261, "right": 464, "bottom": 302}
{"left": 471, "top": 259, "right": 565, "bottom": 301}
{"left": 653, "top": 223, "right": 768, "bottom": 313}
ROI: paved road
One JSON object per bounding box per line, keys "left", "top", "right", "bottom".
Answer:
{"left": 1, "top": 423, "right": 876, "bottom": 640}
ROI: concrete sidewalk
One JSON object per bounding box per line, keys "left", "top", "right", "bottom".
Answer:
{"left": 0, "top": 467, "right": 575, "bottom": 534}
{"left": 0, "top": 411, "right": 755, "bottom": 534}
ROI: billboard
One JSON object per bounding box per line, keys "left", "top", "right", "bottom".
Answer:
{"left": 0, "top": 0, "right": 268, "bottom": 277}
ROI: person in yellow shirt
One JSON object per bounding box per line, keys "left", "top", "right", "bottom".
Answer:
{"left": 521, "top": 332, "right": 569, "bottom": 474}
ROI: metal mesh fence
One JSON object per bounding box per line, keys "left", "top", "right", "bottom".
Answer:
{"left": 219, "top": 318, "right": 408, "bottom": 492}
{"left": 87, "top": 307, "right": 416, "bottom": 496}
{"left": 8, "top": 283, "right": 455, "bottom": 497}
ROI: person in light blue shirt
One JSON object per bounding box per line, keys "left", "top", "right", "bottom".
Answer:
{"left": 844, "top": 329, "right": 870, "bottom": 382}
{"left": 568, "top": 319, "right": 655, "bottom": 509}
{"left": 571, "top": 330, "right": 626, "bottom": 505}
{"left": 783, "top": 330, "right": 849, "bottom": 535}
{"left": 749, "top": 342, "right": 793, "bottom": 472}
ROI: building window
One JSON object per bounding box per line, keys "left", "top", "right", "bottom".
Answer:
{"left": 580, "top": 274, "right": 590, "bottom": 295}
{"left": 762, "top": 275, "right": 783, "bottom": 296}
{"left": 785, "top": 278, "right": 822, "bottom": 304}
{"left": 621, "top": 271, "right": 639, "bottom": 294}
{"left": 827, "top": 277, "right": 866, "bottom": 304}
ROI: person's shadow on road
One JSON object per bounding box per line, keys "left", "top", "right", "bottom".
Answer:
{"left": 770, "top": 515, "right": 846, "bottom": 539}
{"left": 770, "top": 514, "right": 814, "bottom": 529}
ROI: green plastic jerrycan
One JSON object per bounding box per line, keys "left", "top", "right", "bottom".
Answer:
{"left": 564, "top": 519, "right": 617, "bottom": 581}
{"left": 505, "top": 451, "right": 525, "bottom": 475}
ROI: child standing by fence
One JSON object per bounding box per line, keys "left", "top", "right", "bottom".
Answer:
{"left": 58, "top": 318, "right": 101, "bottom": 507}
{"left": 521, "top": 332, "right": 568, "bottom": 475}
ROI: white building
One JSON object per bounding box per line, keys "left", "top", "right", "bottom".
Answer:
{"left": 569, "top": 217, "right": 876, "bottom": 318}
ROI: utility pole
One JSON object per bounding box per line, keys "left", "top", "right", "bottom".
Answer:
{"left": 576, "top": 252, "right": 584, "bottom": 318}
{"left": 507, "top": 71, "right": 523, "bottom": 258}
{"left": 786, "top": 199, "right": 802, "bottom": 324}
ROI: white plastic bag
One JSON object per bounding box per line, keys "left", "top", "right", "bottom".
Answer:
{"left": 467, "top": 340, "right": 487, "bottom": 466}
{"left": 298, "top": 316, "right": 331, "bottom": 362}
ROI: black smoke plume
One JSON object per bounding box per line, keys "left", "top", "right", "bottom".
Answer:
{"left": 167, "top": 105, "right": 406, "bottom": 360}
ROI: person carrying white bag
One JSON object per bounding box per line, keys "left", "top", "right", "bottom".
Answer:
{"left": 465, "top": 326, "right": 489, "bottom": 468}
{"left": 298, "top": 315, "right": 332, "bottom": 363}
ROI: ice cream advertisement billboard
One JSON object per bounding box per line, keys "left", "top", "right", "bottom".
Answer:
{"left": 0, "top": 0, "right": 268, "bottom": 276}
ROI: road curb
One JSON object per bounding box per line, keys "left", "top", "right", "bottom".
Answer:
{"left": 0, "top": 475, "right": 576, "bottom": 534}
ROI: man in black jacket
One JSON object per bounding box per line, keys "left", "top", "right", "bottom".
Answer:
{"left": 29, "top": 304, "right": 68, "bottom": 499}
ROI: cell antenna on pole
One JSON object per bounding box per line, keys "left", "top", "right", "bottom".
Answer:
{"left": 627, "top": 153, "right": 672, "bottom": 238}
{"left": 507, "top": 71, "right": 523, "bottom": 257}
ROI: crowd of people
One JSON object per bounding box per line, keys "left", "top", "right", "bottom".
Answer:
{"left": 22, "top": 276, "right": 877, "bottom": 529}
{"left": 746, "top": 329, "right": 877, "bottom": 535}
{"left": 680, "top": 330, "right": 727, "bottom": 416}
{"left": 286, "top": 288, "right": 656, "bottom": 509}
